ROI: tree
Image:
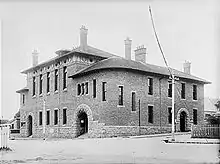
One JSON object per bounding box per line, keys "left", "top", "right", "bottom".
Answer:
{"left": 215, "top": 100, "right": 220, "bottom": 111}
{"left": 207, "top": 115, "right": 220, "bottom": 125}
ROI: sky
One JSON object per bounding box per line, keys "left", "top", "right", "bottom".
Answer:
{"left": 0, "top": 0, "right": 219, "bottom": 119}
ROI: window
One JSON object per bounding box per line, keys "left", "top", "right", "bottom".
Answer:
{"left": 33, "top": 76, "right": 36, "bottom": 96}
{"left": 168, "top": 107, "right": 172, "bottom": 124}
{"left": 85, "top": 82, "right": 89, "bottom": 94}
{"left": 118, "top": 86, "right": 123, "bottom": 106}
{"left": 193, "top": 85, "right": 197, "bottom": 100}
{"left": 63, "top": 66, "right": 67, "bottom": 90}
{"left": 168, "top": 81, "right": 172, "bottom": 98}
{"left": 131, "top": 92, "right": 136, "bottom": 111}
{"left": 46, "top": 110, "right": 50, "bottom": 125}
{"left": 93, "top": 79, "right": 96, "bottom": 98}
{"left": 181, "top": 83, "right": 185, "bottom": 99}
{"left": 148, "top": 78, "right": 153, "bottom": 95}
{"left": 54, "top": 69, "right": 58, "bottom": 91}
{"left": 81, "top": 83, "right": 85, "bottom": 95}
{"left": 54, "top": 109, "right": 58, "bottom": 125}
{"left": 77, "top": 84, "right": 81, "bottom": 95}
{"left": 39, "top": 111, "right": 42, "bottom": 125}
{"left": 22, "top": 94, "right": 25, "bottom": 105}
{"left": 148, "top": 106, "right": 153, "bottom": 123}
{"left": 193, "top": 109, "right": 197, "bottom": 125}
{"left": 47, "top": 72, "right": 50, "bottom": 93}
{"left": 63, "top": 108, "right": 67, "bottom": 125}
{"left": 102, "top": 82, "right": 107, "bottom": 101}
{"left": 39, "top": 74, "right": 43, "bottom": 94}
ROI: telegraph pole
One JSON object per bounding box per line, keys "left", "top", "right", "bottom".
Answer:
{"left": 149, "top": 6, "right": 176, "bottom": 141}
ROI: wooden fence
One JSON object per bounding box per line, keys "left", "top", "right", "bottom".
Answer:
{"left": 191, "top": 124, "right": 220, "bottom": 139}
{"left": 0, "top": 124, "right": 10, "bottom": 148}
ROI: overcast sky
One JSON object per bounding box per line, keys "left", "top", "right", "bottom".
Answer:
{"left": 0, "top": 0, "right": 219, "bottom": 119}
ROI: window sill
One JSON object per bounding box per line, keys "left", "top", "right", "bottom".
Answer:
{"left": 192, "top": 99, "right": 198, "bottom": 101}
{"left": 131, "top": 110, "right": 137, "bottom": 113}
{"left": 39, "top": 94, "right": 43, "bottom": 97}
{"left": 117, "top": 105, "right": 125, "bottom": 108}
{"left": 47, "top": 92, "right": 50, "bottom": 96}
{"left": 181, "top": 98, "right": 186, "bottom": 100}
{"left": 32, "top": 95, "right": 36, "bottom": 98}
{"left": 54, "top": 90, "right": 58, "bottom": 94}
{"left": 63, "top": 88, "right": 67, "bottom": 92}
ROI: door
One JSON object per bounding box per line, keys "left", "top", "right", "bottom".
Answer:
{"left": 27, "top": 115, "right": 33, "bottom": 136}
{"left": 180, "top": 111, "right": 186, "bottom": 132}
{"left": 78, "top": 112, "right": 88, "bottom": 136}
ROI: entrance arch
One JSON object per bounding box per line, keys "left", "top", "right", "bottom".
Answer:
{"left": 73, "top": 104, "right": 93, "bottom": 137}
{"left": 27, "top": 115, "right": 33, "bottom": 137}
{"left": 177, "top": 108, "right": 190, "bottom": 132}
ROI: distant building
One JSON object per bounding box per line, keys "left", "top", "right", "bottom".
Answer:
{"left": 0, "top": 119, "right": 9, "bottom": 125}
{"left": 204, "top": 97, "right": 220, "bottom": 118}
{"left": 9, "top": 111, "right": 20, "bottom": 130}
{"left": 9, "top": 111, "right": 21, "bottom": 138}
{"left": 16, "top": 26, "right": 210, "bottom": 138}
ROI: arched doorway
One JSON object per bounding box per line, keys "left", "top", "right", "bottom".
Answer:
{"left": 27, "top": 115, "right": 33, "bottom": 137}
{"left": 180, "top": 111, "right": 187, "bottom": 132}
{"left": 77, "top": 111, "right": 88, "bottom": 136}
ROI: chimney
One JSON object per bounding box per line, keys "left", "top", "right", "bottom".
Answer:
{"left": 183, "top": 61, "right": 191, "bottom": 74}
{"left": 80, "top": 25, "right": 88, "bottom": 51}
{"left": 124, "top": 37, "right": 132, "bottom": 60}
{"left": 134, "top": 45, "right": 146, "bottom": 63}
{"left": 32, "top": 49, "right": 39, "bottom": 67}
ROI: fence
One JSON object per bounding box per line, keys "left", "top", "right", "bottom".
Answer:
{"left": 0, "top": 124, "right": 10, "bottom": 148}
{"left": 191, "top": 124, "right": 220, "bottom": 139}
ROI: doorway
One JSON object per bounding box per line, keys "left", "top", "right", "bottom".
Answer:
{"left": 180, "top": 111, "right": 187, "bottom": 132}
{"left": 27, "top": 115, "right": 33, "bottom": 137}
{"left": 77, "top": 111, "right": 88, "bottom": 136}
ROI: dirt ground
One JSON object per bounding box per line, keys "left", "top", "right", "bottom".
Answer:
{"left": 1, "top": 134, "right": 219, "bottom": 164}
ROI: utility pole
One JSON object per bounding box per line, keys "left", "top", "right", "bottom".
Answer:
{"left": 149, "top": 6, "right": 177, "bottom": 141}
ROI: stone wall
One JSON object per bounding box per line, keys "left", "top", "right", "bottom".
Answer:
{"left": 18, "top": 54, "right": 205, "bottom": 138}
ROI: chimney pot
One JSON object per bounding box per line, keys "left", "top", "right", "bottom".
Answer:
{"left": 80, "top": 25, "right": 88, "bottom": 51}
{"left": 183, "top": 61, "right": 191, "bottom": 74}
{"left": 32, "top": 49, "right": 39, "bottom": 67}
{"left": 124, "top": 37, "right": 132, "bottom": 60}
{"left": 134, "top": 45, "right": 146, "bottom": 63}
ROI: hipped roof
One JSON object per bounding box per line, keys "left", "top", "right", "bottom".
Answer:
{"left": 69, "top": 57, "right": 211, "bottom": 84}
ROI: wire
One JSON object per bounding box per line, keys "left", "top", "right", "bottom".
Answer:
{"left": 149, "top": 6, "right": 173, "bottom": 77}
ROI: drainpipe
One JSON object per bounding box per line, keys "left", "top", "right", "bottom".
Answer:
{"left": 138, "top": 99, "right": 141, "bottom": 135}
{"left": 159, "top": 76, "right": 164, "bottom": 128}
{"left": 58, "top": 64, "right": 61, "bottom": 138}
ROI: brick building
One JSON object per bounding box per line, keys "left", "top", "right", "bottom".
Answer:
{"left": 16, "top": 26, "right": 210, "bottom": 138}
